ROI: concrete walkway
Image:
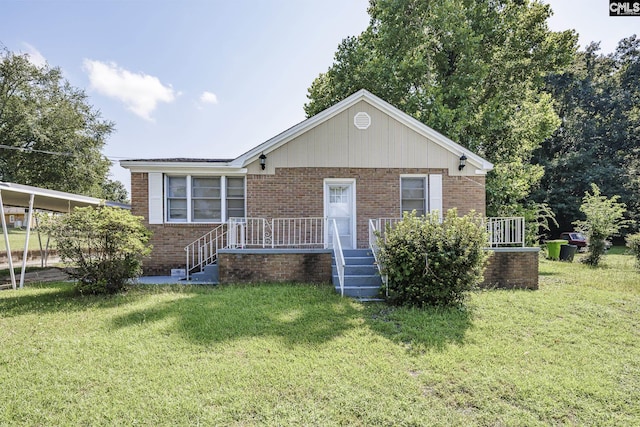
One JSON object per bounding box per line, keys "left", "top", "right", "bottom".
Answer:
{"left": 134, "top": 276, "right": 217, "bottom": 285}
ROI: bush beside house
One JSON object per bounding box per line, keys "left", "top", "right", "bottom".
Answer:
{"left": 378, "top": 209, "right": 489, "bottom": 307}
{"left": 39, "top": 207, "right": 152, "bottom": 294}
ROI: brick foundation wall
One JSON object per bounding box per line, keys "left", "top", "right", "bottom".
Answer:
{"left": 481, "top": 248, "right": 540, "bottom": 290}
{"left": 218, "top": 250, "right": 332, "bottom": 284}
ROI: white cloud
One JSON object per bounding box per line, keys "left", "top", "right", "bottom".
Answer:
{"left": 83, "top": 59, "right": 176, "bottom": 121}
{"left": 200, "top": 91, "right": 219, "bottom": 105}
{"left": 22, "top": 43, "right": 46, "bottom": 67}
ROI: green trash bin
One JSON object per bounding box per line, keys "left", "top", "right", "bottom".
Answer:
{"left": 546, "top": 240, "right": 568, "bottom": 260}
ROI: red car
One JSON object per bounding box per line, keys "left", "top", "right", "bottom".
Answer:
{"left": 559, "top": 232, "right": 587, "bottom": 250}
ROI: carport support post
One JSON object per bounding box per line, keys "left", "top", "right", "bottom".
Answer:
{"left": 19, "top": 194, "right": 35, "bottom": 289}
{"left": 0, "top": 190, "right": 17, "bottom": 290}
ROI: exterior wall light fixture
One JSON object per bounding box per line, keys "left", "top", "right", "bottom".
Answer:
{"left": 259, "top": 153, "right": 267, "bottom": 170}
{"left": 458, "top": 154, "right": 467, "bottom": 171}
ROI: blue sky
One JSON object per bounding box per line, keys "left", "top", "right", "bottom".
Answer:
{"left": 1, "top": 0, "right": 638, "bottom": 194}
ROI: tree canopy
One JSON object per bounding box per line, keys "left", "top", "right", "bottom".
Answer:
{"left": 305, "top": 0, "right": 577, "bottom": 216}
{"left": 534, "top": 37, "right": 640, "bottom": 233}
{"left": 0, "top": 47, "right": 127, "bottom": 202}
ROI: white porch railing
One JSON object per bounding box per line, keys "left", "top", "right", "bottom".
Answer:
{"left": 371, "top": 216, "right": 525, "bottom": 248}
{"left": 484, "top": 217, "right": 525, "bottom": 248}
{"left": 186, "top": 217, "right": 327, "bottom": 276}
{"left": 271, "top": 217, "right": 325, "bottom": 248}
{"left": 185, "top": 216, "right": 525, "bottom": 281}
{"left": 185, "top": 223, "right": 228, "bottom": 279}
{"left": 228, "top": 218, "right": 271, "bottom": 248}
{"left": 329, "top": 219, "right": 345, "bottom": 297}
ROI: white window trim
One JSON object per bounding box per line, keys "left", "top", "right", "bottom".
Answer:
{"left": 400, "top": 174, "right": 428, "bottom": 215}
{"left": 163, "top": 174, "right": 246, "bottom": 224}
{"left": 400, "top": 174, "right": 442, "bottom": 219}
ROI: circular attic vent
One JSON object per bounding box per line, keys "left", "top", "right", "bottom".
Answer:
{"left": 353, "top": 112, "right": 371, "bottom": 130}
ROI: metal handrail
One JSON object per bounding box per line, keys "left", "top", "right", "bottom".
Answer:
{"left": 368, "top": 219, "right": 388, "bottom": 297}
{"left": 329, "top": 219, "right": 345, "bottom": 297}
{"left": 184, "top": 223, "right": 227, "bottom": 279}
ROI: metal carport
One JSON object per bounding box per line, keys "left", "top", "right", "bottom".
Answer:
{"left": 0, "top": 181, "right": 128, "bottom": 290}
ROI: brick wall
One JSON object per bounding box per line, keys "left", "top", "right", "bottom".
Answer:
{"left": 218, "top": 250, "right": 332, "bottom": 284}
{"left": 248, "top": 167, "right": 486, "bottom": 248}
{"left": 132, "top": 168, "right": 486, "bottom": 274}
{"left": 481, "top": 248, "right": 540, "bottom": 290}
{"left": 131, "top": 172, "right": 223, "bottom": 275}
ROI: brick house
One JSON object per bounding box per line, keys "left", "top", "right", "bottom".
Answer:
{"left": 121, "top": 90, "right": 538, "bottom": 293}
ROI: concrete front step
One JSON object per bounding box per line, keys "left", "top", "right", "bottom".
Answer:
{"left": 190, "top": 264, "right": 219, "bottom": 284}
{"left": 332, "top": 264, "right": 378, "bottom": 276}
{"left": 332, "top": 249, "right": 382, "bottom": 298}
{"left": 340, "top": 274, "right": 383, "bottom": 286}
{"left": 335, "top": 285, "right": 382, "bottom": 298}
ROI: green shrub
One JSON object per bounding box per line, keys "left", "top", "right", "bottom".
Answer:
{"left": 573, "top": 184, "right": 628, "bottom": 266}
{"left": 39, "top": 206, "right": 152, "bottom": 294}
{"left": 627, "top": 233, "right": 640, "bottom": 271}
{"left": 377, "top": 209, "right": 489, "bottom": 308}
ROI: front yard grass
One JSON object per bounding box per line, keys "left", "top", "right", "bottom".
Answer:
{"left": 0, "top": 227, "right": 52, "bottom": 252}
{"left": 0, "top": 250, "right": 638, "bottom": 425}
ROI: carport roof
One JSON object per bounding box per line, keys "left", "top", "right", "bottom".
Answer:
{"left": 0, "top": 181, "right": 129, "bottom": 212}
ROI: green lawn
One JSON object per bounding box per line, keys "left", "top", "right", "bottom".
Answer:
{"left": 0, "top": 250, "right": 638, "bottom": 425}
{"left": 0, "top": 227, "right": 52, "bottom": 252}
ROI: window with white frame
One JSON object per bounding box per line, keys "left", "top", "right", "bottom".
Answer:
{"left": 226, "top": 177, "right": 245, "bottom": 219}
{"left": 165, "top": 175, "right": 244, "bottom": 223}
{"left": 192, "top": 177, "right": 221, "bottom": 222}
{"left": 167, "top": 176, "right": 188, "bottom": 221}
{"left": 401, "top": 177, "right": 427, "bottom": 216}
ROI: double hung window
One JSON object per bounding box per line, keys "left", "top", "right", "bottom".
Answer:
{"left": 400, "top": 175, "right": 442, "bottom": 218}
{"left": 401, "top": 177, "right": 427, "bottom": 216}
{"left": 165, "top": 175, "right": 244, "bottom": 223}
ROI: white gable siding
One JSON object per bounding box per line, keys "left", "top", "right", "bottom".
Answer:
{"left": 249, "top": 100, "right": 456, "bottom": 173}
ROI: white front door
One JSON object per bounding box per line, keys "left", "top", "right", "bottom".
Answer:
{"left": 324, "top": 179, "right": 356, "bottom": 249}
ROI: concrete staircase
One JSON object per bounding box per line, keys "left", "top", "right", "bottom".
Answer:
{"left": 189, "top": 263, "right": 219, "bottom": 284}
{"left": 332, "top": 249, "right": 383, "bottom": 300}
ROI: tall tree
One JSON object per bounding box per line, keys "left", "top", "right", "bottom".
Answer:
{"left": 0, "top": 47, "right": 126, "bottom": 202}
{"left": 305, "top": 0, "right": 576, "bottom": 216}
{"left": 535, "top": 36, "right": 640, "bottom": 233}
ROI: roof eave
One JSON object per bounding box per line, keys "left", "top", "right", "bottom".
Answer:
{"left": 120, "top": 160, "right": 247, "bottom": 174}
